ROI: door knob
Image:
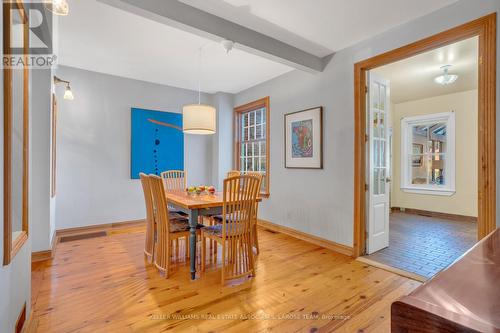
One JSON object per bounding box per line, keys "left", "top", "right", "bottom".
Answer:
{"left": 385, "top": 177, "right": 391, "bottom": 183}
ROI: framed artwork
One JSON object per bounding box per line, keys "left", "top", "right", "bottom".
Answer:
{"left": 284, "top": 107, "right": 323, "bottom": 169}
{"left": 130, "top": 108, "right": 184, "bottom": 179}
{"left": 412, "top": 143, "right": 423, "bottom": 167}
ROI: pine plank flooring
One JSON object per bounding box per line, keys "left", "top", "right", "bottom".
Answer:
{"left": 31, "top": 224, "right": 420, "bottom": 332}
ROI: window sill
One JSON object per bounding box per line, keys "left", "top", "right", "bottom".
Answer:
{"left": 401, "top": 187, "right": 455, "bottom": 196}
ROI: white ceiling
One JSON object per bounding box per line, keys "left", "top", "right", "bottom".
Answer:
{"left": 180, "top": 0, "right": 459, "bottom": 57}
{"left": 57, "top": 0, "right": 460, "bottom": 94}
{"left": 373, "top": 36, "right": 478, "bottom": 104}
{"left": 56, "top": 0, "right": 293, "bottom": 94}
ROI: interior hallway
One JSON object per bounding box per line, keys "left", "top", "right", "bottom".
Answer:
{"left": 365, "top": 212, "right": 477, "bottom": 279}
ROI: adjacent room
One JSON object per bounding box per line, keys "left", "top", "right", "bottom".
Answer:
{"left": 362, "top": 37, "right": 479, "bottom": 279}
{"left": 1, "top": 1, "right": 499, "bottom": 332}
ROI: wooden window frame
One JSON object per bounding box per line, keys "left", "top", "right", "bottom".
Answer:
{"left": 353, "top": 13, "right": 496, "bottom": 257}
{"left": 3, "top": 0, "right": 30, "bottom": 265}
{"left": 234, "top": 97, "right": 270, "bottom": 197}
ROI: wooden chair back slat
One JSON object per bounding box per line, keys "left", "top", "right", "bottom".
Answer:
{"left": 139, "top": 173, "right": 155, "bottom": 260}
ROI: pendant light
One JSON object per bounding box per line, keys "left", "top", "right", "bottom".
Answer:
{"left": 44, "top": 0, "right": 70, "bottom": 16}
{"left": 183, "top": 47, "right": 216, "bottom": 135}
{"left": 434, "top": 65, "right": 458, "bottom": 85}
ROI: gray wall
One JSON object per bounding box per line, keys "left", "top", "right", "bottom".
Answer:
{"left": 54, "top": 66, "right": 214, "bottom": 230}
{"left": 212, "top": 92, "right": 235, "bottom": 190}
{"left": 235, "top": 0, "right": 500, "bottom": 247}
{"left": 0, "top": 3, "right": 32, "bottom": 330}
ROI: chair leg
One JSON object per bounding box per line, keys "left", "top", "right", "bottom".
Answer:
{"left": 247, "top": 234, "right": 255, "bottom": 276}
{"left": 164, "top": 241, "right": 170, "bottom": 279}
{"left": 253, "top": 224, "right": 260, "bottom": 254}
{"left": 201, "top": 233, "right": 206, "bottom": 272}
{"left": 213, "top": 239, "right": 217, "bottom": 263}
{"left": 221, "top": 239, "right": 226, "bottom": 284}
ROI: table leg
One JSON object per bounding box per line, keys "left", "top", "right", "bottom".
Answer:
{"left": 189, "top": 209, "right": 198, "bottom": 280}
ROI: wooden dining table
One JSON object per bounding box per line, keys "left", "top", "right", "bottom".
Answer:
{"left": 165, "top": 190, "right": 262, "bottom": 280}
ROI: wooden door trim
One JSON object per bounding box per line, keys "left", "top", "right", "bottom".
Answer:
{"left": 3, "top": 1, "right": 30, "bottom": 265}
{"left": 353, "top": 13, "right": 496, "bottom": 257}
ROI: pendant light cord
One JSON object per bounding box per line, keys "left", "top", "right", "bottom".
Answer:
{"left": 198, "top": 46, "right": 202, "bottom": 105}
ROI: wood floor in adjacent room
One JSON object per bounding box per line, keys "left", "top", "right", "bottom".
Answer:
{"left": 31, "top": 224, "right": 420, "bottom": 333}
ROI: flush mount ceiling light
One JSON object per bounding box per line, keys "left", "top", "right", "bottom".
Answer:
{"left": 434, "top": 65, "right": 458, "bottom": 85}
{"left": 54, "top": 76, "right": 74, "bottom": 100}
{"left": 221, "top": 39, "right": 234, "bottom": 55}
{"left": 44, "top": 0, "right": 70, "bottom": 16}
{"left": 183, "top": 47, "right": 216, "bottom": 135}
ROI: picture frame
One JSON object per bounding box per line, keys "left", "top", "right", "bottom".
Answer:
{"left": 284, "top": 107, "right": 323, "bottom": 169}
{"left": 412, "top": 143, "right": 423, "bottom": 167}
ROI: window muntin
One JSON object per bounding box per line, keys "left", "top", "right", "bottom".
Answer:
{"left": 401, "top": 112, "right": 455, "bottom": 195}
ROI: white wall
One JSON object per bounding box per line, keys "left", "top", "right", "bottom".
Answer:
{"left": 54, "top": 66, "right": 214, "bottom": 230}
{"left": 391, "top": 90, "right": 478, "bottom": 217}
{"left": 235, "top": 0, "right": 500, "bottom": 247}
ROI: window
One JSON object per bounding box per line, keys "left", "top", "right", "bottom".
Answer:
{"left": 234, "top": 97, "right": 270, "bottom": 196}
{"left": 401, "top": 112, "right": 455, "bottom": 196}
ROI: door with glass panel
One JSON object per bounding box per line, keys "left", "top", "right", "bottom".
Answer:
{"left": 367, "top": 72, "right": 390, "bottom": 254}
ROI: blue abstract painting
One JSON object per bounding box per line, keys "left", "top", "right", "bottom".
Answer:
{"left": 130, "top": 108, "right": 184, "bottom": 179}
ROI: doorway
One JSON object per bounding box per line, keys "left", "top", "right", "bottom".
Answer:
{"left": 362, "top": 37, "right": 480, "bottom": 279}
{"left": 353, "top": 13, "right": 496, "bottom": 262}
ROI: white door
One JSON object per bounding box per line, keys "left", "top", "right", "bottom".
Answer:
{"left": 367, "top": 72, "right": 390, "bottom": 254}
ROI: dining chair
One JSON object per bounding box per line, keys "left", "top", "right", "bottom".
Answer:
{"left": 201, "top": 175, "right": 261, "bottom": 284}
{"left": 161, "top": 170, "right": 189, "bottom": 217}
{"left": 161, "top": 170, "right": 186, "bottom": 191}
{"left": 243, "top": 172, "right": 263, "bottom": 254}
{"left": 149, "top": 174, "right": 204, "bottom": 278}
{"left": 212, "top": 171, "right": 263, "bottom": 254}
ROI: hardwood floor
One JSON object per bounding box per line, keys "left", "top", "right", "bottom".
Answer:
{"left": 31, "top": 224, "right": 420, "bottom": 332}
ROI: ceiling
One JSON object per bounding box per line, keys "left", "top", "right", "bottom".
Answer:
{"left": 56, "top": 0, "right": 293, "bottom": 94}
{"left": 373, "top": 36, "right": 478, "bottom": 103}
{"left": 180, "top": 0, "right": 459, "bottom": 57}
{"left": 57, "top": 0, "right": 460, "bottom": 94}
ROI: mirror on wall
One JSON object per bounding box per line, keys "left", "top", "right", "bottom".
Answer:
{"left": 3, "top": 2, "right": 29, "bottom": 265}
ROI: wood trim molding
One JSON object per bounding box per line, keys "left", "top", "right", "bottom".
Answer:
{"left": 21, "top": 309, "right": 37, "bottom": 333}
{"left": 391, "top": 207, "right": 477, "bottom": 223}
{"left": 356, "top": 257, "right": 427, "bottom": 283}
{"left": 234, "top": 97, "right": 270, "bottom": 197}
{"left": 55, "top": 219, "right": 146, "bottom": 238}
{"left": 3, "top": 2, "right": 30, "bottom": 265}
{"left": 258, "top": 219, "right": 353, "bottom": 256}
{"left": 31, "top": 231, "right": 58, "bottom": 263}
{"left": 353, "top": 13, "right": 497, "bottom": 257}
{"left": 51, "top": 94, "right": 57, "bottom": 198}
